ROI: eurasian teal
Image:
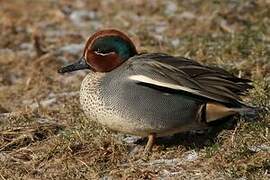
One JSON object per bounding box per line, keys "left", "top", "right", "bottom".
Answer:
{"left": 58, "top": 29, "right": 254, "bottom": 152}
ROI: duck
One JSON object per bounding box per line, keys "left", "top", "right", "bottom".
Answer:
{"left": 58, "top": 29, "right": 254, "bottom": 153}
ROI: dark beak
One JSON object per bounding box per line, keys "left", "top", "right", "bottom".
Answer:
{"left": 58, "top": 57, "right": 90, "bottom": 74}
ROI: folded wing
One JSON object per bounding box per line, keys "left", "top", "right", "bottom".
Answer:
{"left": 127, "top": 53, "right": 252, "bottom": 107}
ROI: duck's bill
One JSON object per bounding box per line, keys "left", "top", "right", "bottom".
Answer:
{"left": 58, "top": 57, "right": 90, "bottom": 74}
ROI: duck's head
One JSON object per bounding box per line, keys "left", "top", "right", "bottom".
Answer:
{"left": 58, "top": 29, "right": 138, "bottom": 73}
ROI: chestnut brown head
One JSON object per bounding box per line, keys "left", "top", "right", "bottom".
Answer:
{"left": 58, "top": 29, "right": 138, "bottom": 73}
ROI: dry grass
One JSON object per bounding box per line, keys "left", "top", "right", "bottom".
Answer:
{"left": 0, "top": 0, "right": 269, "bottom": 179}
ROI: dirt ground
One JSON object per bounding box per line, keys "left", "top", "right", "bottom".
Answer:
{"left": 0, "top": 0, "right": 269, "bottom": 179}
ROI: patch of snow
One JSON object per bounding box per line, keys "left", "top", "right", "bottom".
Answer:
{"left": 29, "top": 98, "right": 57, "bottom": 110}
{"left": 100, "top": 176, "right": 113, "bottom": 180}
{"left": 70, "top": 10, "right": 97, "bottom": 26}
{"left": 182, "top": 150, "right": 198, "bottom": 162}
{"left": 155, "top": 22, "right": 167, "bottom": 34}
{"left": 171, "top": 39, "right": 180, "bottom": 48}
{"left": 19, "top": 43, "right": 34, "bottom": 51}
{"left": 178, "top": 11, "right": 196, "bottom": 20}
{"left": 147, "top": 158, "right": 182, "bottom": 166}
{"left": 248, "top": 144, "right": 270, "bottom": 152}
{"left": 23, "top": 91, "right": 79, "bottom": 110}
{"left": 122, "top": 135, "right": 141, "bottom": 144}
{"left": 164, "top": 2, "right": 177, "bottom": 16}
{"left": 152, "top": 34, "right": 163, "bottom": 41}
{"left": 58, "top": 43, "right": 84, "bottom": 56}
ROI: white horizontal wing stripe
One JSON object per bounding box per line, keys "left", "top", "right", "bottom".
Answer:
{"left": 128, "top": 75, "right": 200, "bottom": 94}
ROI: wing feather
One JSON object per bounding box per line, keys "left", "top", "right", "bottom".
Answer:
{"left": 127, "top": 53, "right": 252, "bottom": 106}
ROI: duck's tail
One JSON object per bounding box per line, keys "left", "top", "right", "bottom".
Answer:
{"left": 234, "top": 105, "right": 263, "bottom": 120}
{"left": 205, "top": 103, "right": 261, "bottom": 123}
{"left": 238, "top": 107, "right": 256, "bottom": 115}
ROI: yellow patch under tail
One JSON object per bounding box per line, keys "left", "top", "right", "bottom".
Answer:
{"left": 206, "top": 103, "right": 238, "bottom": 123}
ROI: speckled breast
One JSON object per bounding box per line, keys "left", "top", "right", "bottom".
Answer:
{"left": 80, "top": 72, "right": 144, "bottom": 135}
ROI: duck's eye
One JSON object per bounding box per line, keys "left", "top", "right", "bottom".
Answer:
{"left": 96, "top": 48, "right": 107, "bottom": 53}
{"left": 94, "top": 47, "right": 116, "bottom": 56}
{"left": 95, "top": 47, "right": 115, "bottom": 54}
